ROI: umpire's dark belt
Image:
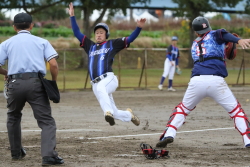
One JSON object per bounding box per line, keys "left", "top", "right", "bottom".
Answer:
{"left": 91, "top": 73, "right": 107, "bottom": 84}
{"left": 9, "top": 72, "right": 39, "bottom": 80}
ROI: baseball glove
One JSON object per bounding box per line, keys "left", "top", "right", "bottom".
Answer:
{"left": 225, "top": 33, "right": 239, "bottom": 60}
{"left": 176, "top": 66, "right": 182, "bottom": 75}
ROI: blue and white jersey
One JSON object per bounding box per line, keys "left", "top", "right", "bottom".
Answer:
{"left": 191, "top": 30, "right": 229, "bottom": 78}
{"left": 80, "top": 36, "right": 129, "bottom": 80}
{"left": 0, "top": 30, "right": 58, "bottom": 75}
{"left": 167, "top": 45, "right": 179, "bottom": 61}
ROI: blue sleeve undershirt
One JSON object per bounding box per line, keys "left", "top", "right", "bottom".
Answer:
{"left": 215, "top": 29, "right": 240, "bottom": 44}
{"left": 167, "top": 55, "right": 172, "bottom": 61}
{"left": 127, "top": 27, "right": 142, "bottom": 43}
{"left": 175, "top": 50, "right": 179, "bottom": 65}
{"left": 70, "top": 16, "right": 84, "bottom": 42}
{"left": 70, "top": 15, "right": 141, "bottom": 44}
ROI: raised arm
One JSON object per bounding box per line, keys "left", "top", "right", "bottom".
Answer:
{"left": 216, "top": 29, "right": 250, "bottom": 49}
{"left": 127, "top": 18, "right": 146, "bottom": 43}
{"left": 223, "top": 31, "right": 250, "bottom": 49}
{"left": 68, "top": 2, "right": 84, "bottom": 42}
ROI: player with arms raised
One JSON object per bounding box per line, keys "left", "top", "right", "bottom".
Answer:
{"left": 156, "top": 16, "right": 250, "bottom": 148}
{"left": 68, "top": 2, "right": 146, "bottom": 126}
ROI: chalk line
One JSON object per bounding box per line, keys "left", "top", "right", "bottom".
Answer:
{"left": 87, "top": 127, "right": 235, "bottom": 139}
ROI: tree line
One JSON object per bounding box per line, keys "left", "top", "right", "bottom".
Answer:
{"left": 0, "top": 0, "right": 249, "bottom": 68}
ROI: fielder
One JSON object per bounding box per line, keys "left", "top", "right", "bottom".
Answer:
{"left": 68, "top": 3, "right": 146, "bottom": 126}
{"left": 158, "top": 36, "right": 180, "bottom": 91}
{"left": 156, "top": 16, "right": 250, "bottom": 148}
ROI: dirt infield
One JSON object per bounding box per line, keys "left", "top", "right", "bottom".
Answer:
{"left": 0, "top": 86, "right": 250, "bottom": 167}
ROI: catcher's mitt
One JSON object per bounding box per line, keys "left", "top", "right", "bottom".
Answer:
{"left": 225, "top": 33, "right": 239, "bottom": 60}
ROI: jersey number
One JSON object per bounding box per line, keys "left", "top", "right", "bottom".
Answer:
{"left": 100, "top": 55, "right": 105, "bottom": 60}
{"left": 196, "top": 43, "right": 206, "bottom": 56}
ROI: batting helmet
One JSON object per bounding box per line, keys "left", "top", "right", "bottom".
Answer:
{"left": 172, "top": 36, "right": 178, "bottom": 41}
{"left": 94, "top": 23, "right": 110, "bottom": 39}
{"left": 192, "top": 16, "right": 211, "bottom": 34}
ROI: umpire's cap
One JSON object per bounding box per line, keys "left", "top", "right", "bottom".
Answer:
{"left": 172, "top": 36, "right": 178, "bottom": 41}
{"left": 94, "top": 23, "right": 110, "bottom": 39}
{"left": 14, "top": 13, "right": 32, "bottom": 23}
{"left": 192, "top": 16, "right": 211, "bottom": 34}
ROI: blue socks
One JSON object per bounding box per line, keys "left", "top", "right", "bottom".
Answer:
{"left": 160, "top": 77, "right": 165, "bottom": 85}
{"left": 168, "top": 79, "right": 173, "bottom": 88}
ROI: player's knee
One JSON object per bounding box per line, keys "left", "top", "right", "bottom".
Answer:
{"left": 177, "top": 103, "right": 194, "bottom": 115}
{"left": 167, "top": 103, "right": 193, "bottom": 125}
{"left": 162, "top": 74, "right": 167, "bottom": 78}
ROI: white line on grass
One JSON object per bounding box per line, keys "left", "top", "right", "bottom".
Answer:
{"left": 87, "top": 127, "right": 235, "bottom": 139}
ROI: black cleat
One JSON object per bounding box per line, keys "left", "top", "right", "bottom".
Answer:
{"left": 12, "top": 147, "right": 26, "bottom": 160}
{"left": 105, "top": 111, "right": 115, "bottom": 126}
{"left": 156, "top": 136, "right": 174, "bottom": 148}
{"left": 42, "top": 156, "right": 64, "bottom": 166}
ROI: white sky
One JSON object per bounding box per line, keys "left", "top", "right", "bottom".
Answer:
{"left": 2, "top": 8, "right": 218, "bottom": 21}
{"left": 2, "top": 8, "right": 101, "bottom": 21}
{"left": 2, "top": 9, "right": 26, "bottom": 20}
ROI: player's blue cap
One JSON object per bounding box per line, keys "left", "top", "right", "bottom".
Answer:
{"left": 172, "top": 36, "right": 178, "bottom": 41}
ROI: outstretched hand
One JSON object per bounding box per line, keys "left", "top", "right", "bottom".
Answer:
{"left": 238, "top": 39, "right": 250, "bottom": 49}
{"left": 137, "top": 18, "right": 146, "bottom": 28}
{"left": 68, "top": 2, "right": 74, "bottom": 17}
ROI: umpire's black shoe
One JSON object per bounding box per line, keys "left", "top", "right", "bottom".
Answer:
{"left": 12, "top": 147, "right": 26, "bottom": 160}
{"left": 42, "top": 156, "right": 64, "bottom": 166}
{"left": 156, "top": 136, "right": 174, "bottom": 148}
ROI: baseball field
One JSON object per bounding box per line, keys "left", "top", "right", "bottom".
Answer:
{"left": 0, "top": 86, "right": 250, "bottom": 167}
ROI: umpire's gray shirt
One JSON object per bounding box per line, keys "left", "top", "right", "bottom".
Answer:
{"left": 0, "top": 30, "right": 58, "bottom": 75}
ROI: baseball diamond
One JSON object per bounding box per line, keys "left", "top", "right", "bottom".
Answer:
{"left": 1, "top": 3, "right": 250, "bottom": 167}
{"left": 0, "top": 87, "right": 250, "bottom": 166}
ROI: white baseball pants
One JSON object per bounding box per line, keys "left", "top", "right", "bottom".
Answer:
{"left": 92, "top": 72, "right": 132, "bottom": 122}
{"left": 162, "top": 58, "right": 175, "bottom": 80}
{"left": 165, "top": 75, "right": 250, "bottom": 146}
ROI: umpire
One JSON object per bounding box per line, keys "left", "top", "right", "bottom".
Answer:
{"left": 0, "top": 13, "right": 64, "bottom": 166}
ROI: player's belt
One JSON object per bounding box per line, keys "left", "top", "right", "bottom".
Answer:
{"left": 192, "top": 74, "right": 224, "bottom": 78}
{"left": 91, "top": 73, "right": 108, "bottom": 84}
{"left": 193, "top": 57, "right": 225, "bottom": 64}
{"left": 9, "top": 72, "right": 39, "bottom": 80}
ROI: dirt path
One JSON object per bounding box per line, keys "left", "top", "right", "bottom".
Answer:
{"left": 0, "top": 87, "right": 250, "bottom": 167}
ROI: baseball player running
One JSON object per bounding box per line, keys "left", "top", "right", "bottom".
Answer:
{"left": 156, "top": 16, "right": 250, "bottom": 148}
{"left": 158, "top": 36, "right": 180, "bottom": 91}
{"left": 68, "top": 2, "right": 146, "bottom": 126}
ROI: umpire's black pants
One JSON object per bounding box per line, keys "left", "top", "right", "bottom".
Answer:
{"left": 6, "top": 77, "right": 58, "bottom": 157}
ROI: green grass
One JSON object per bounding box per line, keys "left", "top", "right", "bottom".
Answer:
{"left": 0, "top": 68, "right": 248, "bottom": 92}
{"left": 47, "top": 68, "right": 250, "bottom": 91}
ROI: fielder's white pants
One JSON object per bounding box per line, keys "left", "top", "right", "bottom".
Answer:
{"left": 92, "top": 72, "right": 132, "bottom": 122}
{"left": 162, "top": 58, "right": 175, "bottom": 80}
{"left": 165, "top": 75, "right": 250, "bottom": 146}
